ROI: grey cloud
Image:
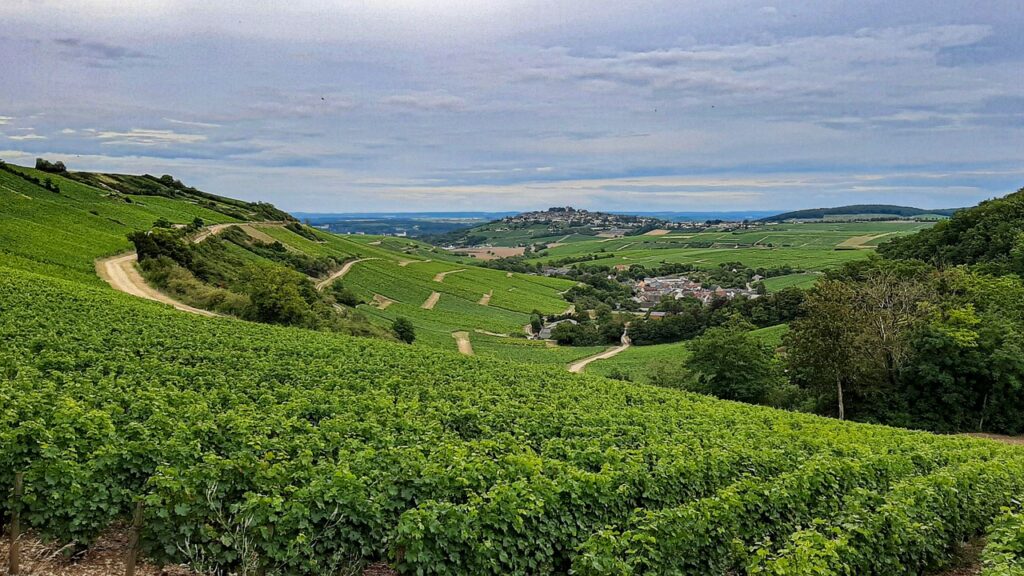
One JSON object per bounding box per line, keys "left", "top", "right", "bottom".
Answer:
{"left": 381, "top": 93, "right": 468, "bottom": 112}
{"left": 53, "top": 37, "right": 153, "bottom": 65}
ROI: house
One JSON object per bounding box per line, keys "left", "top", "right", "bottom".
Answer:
{"left": 537, "top": 319, "right": 578, "bottom": 340}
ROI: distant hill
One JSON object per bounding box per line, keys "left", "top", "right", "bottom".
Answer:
{"left": 425, "top": 206, "right": 680, "bottom": 247}
{"left": 878, "top": 187, "right": 1024, "bottom": 274}
{"left": 761, "top": 204, "right": 959, "bottom": 222}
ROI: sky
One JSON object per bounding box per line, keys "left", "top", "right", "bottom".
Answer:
{"left": 1, "top": 1, "right": 1023, "bottom": 213}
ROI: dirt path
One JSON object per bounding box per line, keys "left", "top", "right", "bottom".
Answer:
{"left": 478, "top": 290, "right": 492, "bottom": 306}
{"left": 836, "top": 232, "right": 894, "bottom": 249}
{"left": 372, "top": 294, "right": 395, "bottom": 309}
{"left": 421, "top": 291, "right": 441, "bottom": 310}
{"left": 966, "top": 432, "right": 1024, "bottom": 445}
{"left": 315, "top": 258, "right": 378, "bottom": 290}
{"left": 433, "top": 269, "right": 466, "bottom": 282}
{"left": 399, "top": 258, "right": 431, "bottom": 267}
{"left": 474, "top": 329, "right": 509, "bottom": 337}
{"left": 452, "top": 331, "right": 473, "bottom": 355}
{"left": 567, "top": 343, "right": 630, "bottom": 373}
{"left": 95, "top": 253, "right": 220, "bottom": 318}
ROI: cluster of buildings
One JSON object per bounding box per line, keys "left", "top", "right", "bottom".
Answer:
{"left": 497, "top": 207, "right": 665, "bottom": 231}
{"left": 632, "top": 275, "right": 760, "bottom": 308}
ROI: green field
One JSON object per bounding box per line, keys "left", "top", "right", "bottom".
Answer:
{"left": 2, "top": 266, "right": 1022, "bottom": 575}
{"left": 521, "top": 222, "right": 932, "bottom": 271}
{"left": 0, "top": 165, "right": 243, "bottom": 284}
{"left": 585, "top": 324, "right": 790, "bottom": 382}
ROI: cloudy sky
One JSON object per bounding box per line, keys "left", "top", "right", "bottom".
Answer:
{"left": 1, "top": 1, "right": 1022, "bottom": 212}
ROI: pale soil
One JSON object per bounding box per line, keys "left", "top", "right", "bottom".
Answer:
{"left": 315, "top": 258, "right": 379, "bottom": 291}
{"left": 372, "top": 294, "right": 395, "bottom": 309}
{"left": 567, "top": 343, "right": 630, "bottom": 373}
{"left": 452, "top": 331, "right": 473, "bottom": 355}
{"left": 643, "top": 229, "right": 671, "bottom": 236}
{"left": 95, "top": 253, "right": 219, "bottom": 318}
{"left": 596, "top": 232, "right": 624, "bottom": 238}
{"left": 421, "top": 291, "right": 441, "bottom": 310}
{"left": 368, "top": 240, "right": 382, "bottom": 245}
{"left": 433, "top": 269, "right": 465, "bottom": 282}
{"left": 478, "top": 291, "right": 492, "bottom": 306}
{"left": 456, "top": 247, "right": 525, "bottom": 261}
{"left": 95, "top": 222, "right": 291, "bottom": 317}
{"left": 474, "top": 329, "right": 509, "bottom": 337}
{"left": 236, "top": 223, "right": 280, "bottom": 244}
{"left": 545, "top": 243, "right": 565, "bottom": 249}
{"left": 835, "top": 232, "right": 894, "bottom": 249}
{"left": 523, "top": 323, "right": 534, "bottom": 336}
{"left": 967, "top": 432, "right": 1024, "bottom": 445}
{"left": 0, "top": 529, "right": 192, "bottom": 576}
{"left": 398, "top": 259, "right": 431, "bottom": 267}
{"left": 188, "top": 223, "right": 236, "bottom": 243}
{"left": 1, "top": 531, "right": 398, "bottom": 576}
{"left": 506, "top": 272, "right": 513, "bottom": 277}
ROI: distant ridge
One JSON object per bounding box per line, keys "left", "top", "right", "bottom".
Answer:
{"left": 760, "top": 204, "right": 960, "bottom": 222}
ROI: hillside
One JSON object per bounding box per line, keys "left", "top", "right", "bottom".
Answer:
{"left": 2, "top": 266, "right": 1023, "bottom": 575}
{"left": 0, "top": 161, "right": 596, "bottom": 364}
{"left": 762, "top": 204, "right": 959, "bottom": 222}
{"left": 0, "top": 159, "right": 261, "bottom": 284}
{"left": 426, "top": 206, "right": 677, "bottom": 248}
{"left": 2, "top": 163, "right": 1024, "bottom": 575}
{"left": 878, "top": 187, "right": 1024, "bottom": 274}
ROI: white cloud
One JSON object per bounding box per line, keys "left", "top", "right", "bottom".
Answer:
{"left": 8, "top": 133, "right": 46, "bottom": 140}
{"left": 60, "top": 128, "right": 77, "bottom": 134}
{"left": 95, "top": 128, "right": 206, "bottom": 145}
{"left": 0, "top": 116, "right": 12, "bottom": 125}
{"left": 164, "top": 117, "right": 222, "bottom": 128}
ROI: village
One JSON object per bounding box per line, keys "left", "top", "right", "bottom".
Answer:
{"left": 630, "top": 274, "right": 761, "bottom": 309}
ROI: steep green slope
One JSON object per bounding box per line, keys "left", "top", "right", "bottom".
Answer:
{"left": 878, "top": 187, "right": 1024, "bottom": 274}
{"left": 1, "top": 266, "right": 1021, "bottom": 575}
{"left": 0, "top": 161, "right": 285, "bottom": 284}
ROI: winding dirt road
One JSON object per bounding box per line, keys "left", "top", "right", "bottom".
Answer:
{"left": 95, "top": 253, "right": 220, "bottom": 317}
{"left": 95, "top": 221, "right": 290, "bottom": 317}
{"left": 315, "top": 258, "right": 378, "bottom": 291}
{"left": 567, "top": 343, "right": 630, "bottom": 373}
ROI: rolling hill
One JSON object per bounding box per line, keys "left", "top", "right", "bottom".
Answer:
{"left": 1, "top": 161, "right": 1023, "bottom": 575}
{"left": 761, "top": 204, "right": 959, "bottom": 222}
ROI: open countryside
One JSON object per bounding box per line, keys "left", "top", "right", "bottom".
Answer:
{"left": 4, "top": 2, "right": 1024, "bottom": 575}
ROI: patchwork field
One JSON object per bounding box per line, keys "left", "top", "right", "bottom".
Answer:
{"left": 522, "top": 222, "right": 933, "bottom": 271}
{"left": 584, "top": 324, "right": 790, "bottom": 382}
{"left": 3, "top": 267, "right": 1022, "bottom": 575}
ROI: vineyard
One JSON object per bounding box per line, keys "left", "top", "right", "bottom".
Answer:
{"left": 521, "top": 222, "right": 932, "bottom": 271}
{"left": 2, "top": 266, "right": 1023, "bottom": 575}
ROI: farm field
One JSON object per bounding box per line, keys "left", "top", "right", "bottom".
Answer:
{"left": 523, "top": 222, "right": 933, "bottom": 271}
{"left": 585, "top": 324, "right": 790, "bottom": 382}
{"left": 2, "top": 266, "right": 1023, "bottom": 575}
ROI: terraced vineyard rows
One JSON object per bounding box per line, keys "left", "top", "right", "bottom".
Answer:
{"left": 2, "top": 267, "right": 1022, "bottom": 575}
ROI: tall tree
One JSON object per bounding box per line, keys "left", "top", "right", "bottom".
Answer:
{"left": 786, "top": 280, "right": 861, "bottom": 419}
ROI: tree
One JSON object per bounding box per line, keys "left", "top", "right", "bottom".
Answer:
{"left": 786, "top": 280, "right": 861, "bottom": 420}
{"left": 393, "top": 317, "right": 416, "bottom": 344}
{"left": 684, "top": 326, "right": 783, "bottom": 404}
{"left": 330, "top": 282, "right": 361, "bottom": 307}
{"left": 243, "top": 265, "right": 313, "bottom": 326}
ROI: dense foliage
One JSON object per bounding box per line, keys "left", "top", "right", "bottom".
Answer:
{"left": 2, "top": 267, "right": 1021, "bottom": 575}
{"left": 762, "top": 203, "right": 958, "bottom": 222}
{"left": 878, "top": 188, "right": 1024, "bottom": 274}
{"left": 981, "top": 507, "right": 1024, "bottom": 576}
